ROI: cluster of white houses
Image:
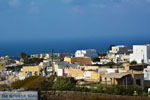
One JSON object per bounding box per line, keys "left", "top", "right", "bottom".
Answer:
{"left": 1, "top": 44, "right": 150, "bottom": 87}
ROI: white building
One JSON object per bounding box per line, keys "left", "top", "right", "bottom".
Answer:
{"left": 130, "top": 44, "right": 150, "bottom": 64}
{"left": 75, "top": 49, "right": 98, "bottom": 58}
{"left": 57, "top": 69, "right": 64, "bottom": 76}
{"left": 109, "top": 45, "right": 128, "bottom": 54}
{"left": 53, "top": 61, "right": 80, "bottom": 75}
{"left": 144, "top": 66, "right": 150, "bottom": 80}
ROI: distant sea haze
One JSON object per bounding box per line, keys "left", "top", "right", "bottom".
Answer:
{"left": 0, "top": 39, "right": 149, "bottom": 57}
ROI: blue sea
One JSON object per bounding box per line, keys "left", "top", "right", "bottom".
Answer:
{"left": 0, "top": 39, "right": 149, "bottom": 57}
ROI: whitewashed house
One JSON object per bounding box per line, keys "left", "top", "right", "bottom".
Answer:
{"left": 144, "top": 66, "right": 150, "bottom": 80}
{"left": 130, "top": 44, "right": 150, "bottom": 64}
{"left": 75, "top": 49, "right": 98, "bottom": 58}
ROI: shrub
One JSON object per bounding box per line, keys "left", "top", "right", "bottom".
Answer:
{"left": 125, "top": 85, "right": 143, "bottom": 96}
{"left": 130, "top": 61, "right": 137, "bottom": 65}
{"left": 92, "top": 57, "right": 100, "bottom": 62}
{"left": 11, "top": 76, "right": 53, "bottom": 91}
{"left": 52, "top": 77, "right": 75, "bottom": 91}
{"left": 95, "top": 84, "right": 143, "bottom": 96}
{"left": 106, "top": 62, "right": 115, "bottom": 67}
{"left": 11, "top": 80, "right": 24, "bottom": 89}
{"left": 71, "top": 87, "right": 90, "bottom": 92}
{"left": 24, "top": 58, "right": 43, "bottom": 65}
{"left": 0, "top": 84, "right": 11, "bottom": 91}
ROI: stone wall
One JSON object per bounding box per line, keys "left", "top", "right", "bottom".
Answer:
{"left": 40, "top": 91, "right": 150, "bottom": 100}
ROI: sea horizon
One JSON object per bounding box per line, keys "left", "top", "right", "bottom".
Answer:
{"left": 0, "top": 39, "right": 150, "bottom": 57}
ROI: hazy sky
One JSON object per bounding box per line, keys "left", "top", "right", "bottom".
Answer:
{"left": 0, "top": 0, "right": 150, "bottom": 43}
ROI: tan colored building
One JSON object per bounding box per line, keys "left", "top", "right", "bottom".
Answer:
{"left": 53, "top": 61, "right": 79, "bottom": 74}
{"left": 64, "top": 57, "right": 72, "bottom": 64}
{"left": 64, "top": 57, "right": 92, "bottom": 66}
{"left": 19, "top": 66, "right": 41, "bottom": 80}
{"left": 101, "top": 73, "right": 132, "bottom": 86}
{"left": 64, "top": 67, "right": 84, "bottom": 79}
{"left": 0, "top": 63, "right": 5, "bottom": 70}
{"left": 101, "top": 72, "right": 144, "bottom": 87}
{"left": 129, "top": 70, "right": 144, "bottom": 87}
{"left": 107, "top": 54, "right": 116, "bottom": 59}
{"left": 120, "top": 54, "right": 130, "bottom": 62}
{"left": 124, "top": 64, "right": 147, "bottom": 71}
{"left": 83, "top": 66, "right": 99, "bottom": 71}
{"left": 31, "top": 53, "right": 50, "bottom": 59}
{"left": 109, "top": 45, "right": 128, "bottom": 54}
{"left": 91, "top": 73, "right": 104, "bottom": 82}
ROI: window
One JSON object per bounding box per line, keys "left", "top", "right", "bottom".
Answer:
{"left": 28, "top": 72, "right": 32, "bottom": 76}
{"left": 136, "top": 79, "right": 141, "bottom": 86}
{"left": 35, "top": 71, "right": 38, "bottom": 76}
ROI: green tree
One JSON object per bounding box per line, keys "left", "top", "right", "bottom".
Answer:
{"left": 126, "top": 85, "right": 143, "bottom": 96}
{"left": 98, "top": 52, "right": 107, "bottom": 57}
{"left": 24, "top": 58, "right": 43, "bottom": 65}
{"left": 19, "top": 52, "right": 28, "bottom": 59}
{"left": 106, "top": 61, "right": 115, "bottom": 67}
{"left": 130, "top": 61, "right": 137, "bottom": 65}
{"left": 92, "top": 57, "right": 100, "bottom": 62}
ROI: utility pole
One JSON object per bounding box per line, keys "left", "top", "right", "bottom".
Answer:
{"left": 142, "top": 51, "right": 145, "bottom": 91}
{"left": 116, "top": 57, "right": 119, "bottom": 73}
{"left": 52, "top": 49, "right": 54, "bottom": 63}
{"left": 51, "top": 49, "right": 55, "bottom": 75}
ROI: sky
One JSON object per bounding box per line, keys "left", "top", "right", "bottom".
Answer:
{"left": 0, "top": 0, "right": 150, "bottom": 56}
